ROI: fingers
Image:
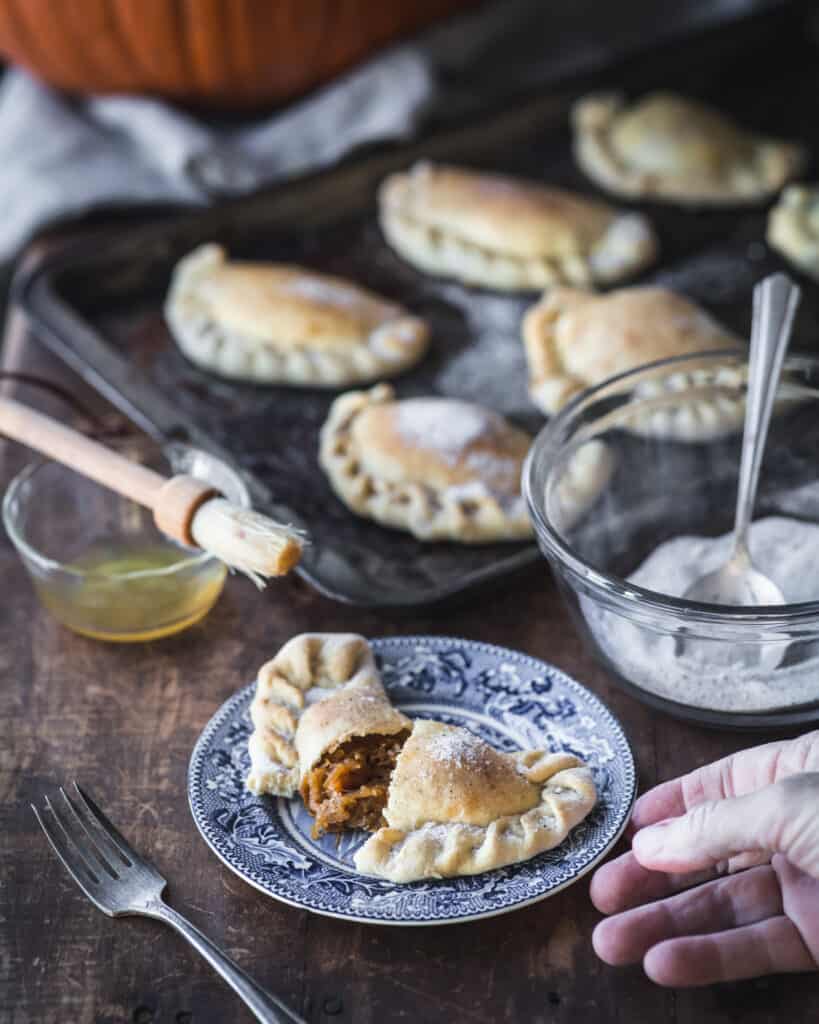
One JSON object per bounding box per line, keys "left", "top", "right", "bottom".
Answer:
{"left": 590, "top": 850, "right": 718, "bottom": 915}
{"left": 631, "top": 778, "right": 687, "bottom": 829}
{"left": 632, "top": 776, "right": 819, "bottom": 878}
{"left": 632, "top": 731, "right": 819, "bottom": 829}
{"left": 592, "top": 864, "right": 782, "bottom": 966}
{"left": 643, "top": 917, "right": 816, "bottom": 987}
{"left": 725, "top": 850, "right": 772, "bottom": 873}
{"left": 593, "top": 858, "right": 819, "bottom": 986}
{"left": 774, "top": 855, "right": 819, "bottom": 961}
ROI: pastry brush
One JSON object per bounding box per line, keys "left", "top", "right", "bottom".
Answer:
{"left": 0, "top": 397, "right": 304, "bottom": 585}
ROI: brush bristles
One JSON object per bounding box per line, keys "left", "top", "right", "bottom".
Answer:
{"left": 190, "top": 499, "right": 305, "bottom": 587}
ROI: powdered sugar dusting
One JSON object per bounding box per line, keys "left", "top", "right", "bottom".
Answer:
{"left": 396, "top": 399, "right": 495, "bottom": 463}
{"left": 432, "top": 286, "right": 532, "bottom": 415}
{"left": 424, "top": 727, "right": 492, "bottom": 769}
{"left": 410, "top": 822, "right": 484, "bottom": 845}
{"left": 396, "top": 398, "right": 526, "bottom": 497}
{"left": 464, "top": 449, "right": 521, "bottom": 493}
{"left": 415, "top": 823, "right": 457, "bottom": 843}
{"left": 283, "top": 274, "right": 395, "bottom": 319}
{"left": 333, "top": 687, "right": 385, "bottom": 710}
{"left": 584, "top": 516, "right": 819, "bottom": 712}
{"left": 305, "top": 686, "right": 382, "bottom": 709}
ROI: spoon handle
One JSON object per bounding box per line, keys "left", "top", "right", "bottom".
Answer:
{"left": 733, "top": 273, "right": 800, "bottom": 557}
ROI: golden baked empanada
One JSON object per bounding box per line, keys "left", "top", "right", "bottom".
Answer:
{"left": 378, "top": 161, "right": 657, "bottom": 291}
{"left": 246, "top": 633, "right": 410, "bottom": 818}
{"left": 522, "top": 285, "right": 741, "bottom": 415}
{"left": 354, "top": 719, "right": 597, "bottom": 883}
{"left": 573, "top": 92, "right": 804, "bottom": 205}
{"left": 767, "top": 185, "right": 819, "bottom": 279}
{"left": 165, "top": 244, "right": 429, "bottom": 385}
{"left": 319, "top": 383, "right": 533, "bottom": 543}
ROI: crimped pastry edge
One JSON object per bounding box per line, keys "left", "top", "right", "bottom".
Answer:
{"left": 246, "top": 632, "right": 385, "bottom": 797}
{"left": 319, "top": 383, "right": 534, "bottom": 543}
{"left": 521, "top": 287, "right": 746, "bottom": 440}
{"left": 354, "top": 754, "right": 597, "bottom": 882}
{"left": 572, "top": 92, "right": 805, "bottom": 206}
{"left": 378, "top": 165, "right": 657, "bottom": 291}
{"left": 165, "top": 243, "right": 429, "bottom": 386}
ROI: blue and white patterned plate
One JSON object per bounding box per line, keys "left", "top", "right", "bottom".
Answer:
{"left": 188, "top": 636, "right": 637, "bottom": 926}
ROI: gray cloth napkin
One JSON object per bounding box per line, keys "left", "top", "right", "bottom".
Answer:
{"left": 0, "top": 0, "right": 779, "bottom": 261}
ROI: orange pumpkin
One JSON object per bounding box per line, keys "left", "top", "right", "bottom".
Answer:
{"left": 0, "top": 0, "right": 480, "bottom": 110}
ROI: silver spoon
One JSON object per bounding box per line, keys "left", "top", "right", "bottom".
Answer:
{"left": 683, "top": 273, "right": 800, "bottom": 607}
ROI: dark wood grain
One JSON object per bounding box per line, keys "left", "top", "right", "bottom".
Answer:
{"left": 1, "top": 254, "right": 817, "bottom": 1024}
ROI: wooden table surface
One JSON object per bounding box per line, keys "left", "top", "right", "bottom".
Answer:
{"left": 1, "top": 250, "right": 817, "bottom": 1024}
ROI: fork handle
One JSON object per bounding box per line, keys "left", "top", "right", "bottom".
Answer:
{"left": 147, "top": 901, "right": 306, "bottom": 1024}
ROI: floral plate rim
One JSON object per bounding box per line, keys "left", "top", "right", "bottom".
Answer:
{"left": 188, "top": 635, "right": 637, "bottom": 926}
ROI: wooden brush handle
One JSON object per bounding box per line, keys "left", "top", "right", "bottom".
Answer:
{"left": 0, "top": 398, "right": 215, "bottom": 543}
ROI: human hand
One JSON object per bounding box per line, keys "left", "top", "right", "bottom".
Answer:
{"left": 590, "top": 731, "right": 819, "bottom": 986}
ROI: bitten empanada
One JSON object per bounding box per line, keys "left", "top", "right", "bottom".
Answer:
{"left": 246, "top": 633, "right": 410, "bottom": 809}
{"left": 165, "top": 244, "right": 429, "bottom": 385}
{"left": 319, "top": 383, "right": 533, "bottom": 543}
{"left": 573, "top": 92, "right": 804, "bottom": 205}
{"left": 354, "top": 719, "right": 597, "bottom": 882}
{"left": 522, "top": 285, "right": 741, "bottom": 415}
{"left": 767, "top": 185, "right": 819, "bottom": 279}
{"left": 378, "top": 161, "right": 657, "bottom": 291}
{"left": 248, "top": 635, "right": 597, "bottom": 882}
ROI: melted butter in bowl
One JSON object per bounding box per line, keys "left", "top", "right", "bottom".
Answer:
{"left": 3, "top": 442, "right": 248, "bottom": 642}
{"left": 35, "top": 536, "right": 227, "bottom": 642}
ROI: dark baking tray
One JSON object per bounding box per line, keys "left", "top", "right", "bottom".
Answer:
{"left": 13, "top": 2, "right": 819, "bottom": 608}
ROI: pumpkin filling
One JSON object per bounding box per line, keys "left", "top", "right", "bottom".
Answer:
{"left": 300, "top": 730, "right": 410, "bottom": 838}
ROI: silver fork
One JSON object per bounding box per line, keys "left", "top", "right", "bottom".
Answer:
{"left": 32, "top": 783, "right": 305, "bottom": 1024}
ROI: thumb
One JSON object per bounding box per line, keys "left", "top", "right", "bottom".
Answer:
{"left": 632, "top": 774, "right": 819, "bottom": 879}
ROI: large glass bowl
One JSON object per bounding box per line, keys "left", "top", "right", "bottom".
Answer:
{"left": 523, "top": 350, "right": 819, "bottom": 729}
{"left": 3, "top": 441, "right": 250, "bottom": 642}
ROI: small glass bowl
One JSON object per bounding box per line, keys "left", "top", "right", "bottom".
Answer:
{"left": 523, "top": 350, "right": 819, "bottom": 729}
{"left": 2, "top": 442, "right": 250, "bottom": 642}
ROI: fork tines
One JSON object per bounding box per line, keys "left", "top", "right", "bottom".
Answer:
{"left": 31, "top": 783, "right": 138, "bottom": 912}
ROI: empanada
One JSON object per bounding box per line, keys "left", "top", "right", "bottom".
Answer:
{"left": 355, "top": 719, "right": 597, "bottom": 882}
{"left": 522, "top": 285, "right": 741, "bottom": 415}
{"left": 165, "top": 244, "right": 429, "bottom": 385}
{"left": 319, "top": 383, "right": 533, "bottom": 543}
{"left": 378, "top": 161, "right": 657, "bottom": 291}
{"left": 247, "top": 634, "right": 597, "bottom": 881}
{"left": 246, "top": 632, "right": 410, "bottom": 813}
{"left": 767, "top": 185, "right": 819, "bottom": 279}
{"left": 623, "top": 361, "right": 757, "bottom": 442}
{"left": 573, "top": 92, "right": 804, "bottom": 205}
{"left": 548, "top": 440, "right": 617, "bottom": 532}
